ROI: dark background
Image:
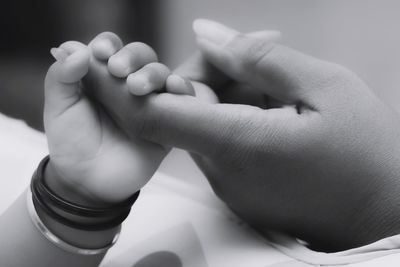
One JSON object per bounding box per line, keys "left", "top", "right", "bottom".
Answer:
{"left": 0, "top": 0, "right": 161, "bottom": 131}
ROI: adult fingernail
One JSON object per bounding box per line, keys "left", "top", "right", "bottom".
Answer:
{"left": 248, "top": 30, "right": 282, "bottom": 42}
{"left": 50, "top": 47, "right": 68, "bottom": 62}
{"left": 193, "top": 19, "right": 239, "bottom": 46}
{"left": 169, "top": 74, "right": 186, "bottom": 86}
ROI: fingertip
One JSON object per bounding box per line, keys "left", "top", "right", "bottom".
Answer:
{"left": 193, "top": 18, "right": 239, "bottom": 46}
{"left": 127, "top": 73, "right": 151, "bottom": 96}
{"left": 50, "top": 47, "right": 69, "bottom": 62}
{"left": 90, "top": 32, "right": 123, "bottom": 60}
{"left": 166, "top": 74, "right": 195, "bottom": 96}
{"left": 127, "top": 62, "right": 170, "bottom": 96}
{"left": 59, "top": 41, "right": 87, "bottom": 52}
{"left": 49, "top": 41, "right": 90, "bottom": 83}
{"left": 108, "top": 55, "right": 128, "bottom": 78}
{"left": 51, "top": 40, "right": 87, "bottom": 62}
{"left": 92, "top": 38, "right": 117, "bottom": 60}
{"left": 44, "top": 49, "right": 89, "bottom": 115}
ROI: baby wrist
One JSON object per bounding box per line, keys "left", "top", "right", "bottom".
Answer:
{"left": 30, "top": 155, "right": 140, "bottom": 253}
{"left": 31, "top": 195, "right": 121, "bottom": 253}
{"left": 44, "top": 159, "right": 109, "bottom": 208}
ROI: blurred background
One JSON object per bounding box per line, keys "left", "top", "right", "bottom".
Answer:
{"left": 1, "top": 0, "right": 400, "bottom": 183}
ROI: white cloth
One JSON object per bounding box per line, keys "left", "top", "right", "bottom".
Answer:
{"left": 0, "top": 112, "right": 399, "bottom": 267}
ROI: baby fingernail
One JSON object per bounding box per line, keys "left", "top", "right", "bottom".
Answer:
{"left": 193, "top": 19, "right": 239, "bottom": 45}
{"left": 92, "top": 38, "right": 115, "bottom": 59}
{"left": 127, "top": 74, "right": 150, "bottom": 95}
{"left": 168, "top": 74, "right": 185, "bottom": 85}
{"left": 50, "top": 47, "right": 69, "bottom": 62}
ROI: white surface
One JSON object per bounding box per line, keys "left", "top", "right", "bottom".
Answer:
{"left": 0, "top": 113, "right": 47, "bottom": 212}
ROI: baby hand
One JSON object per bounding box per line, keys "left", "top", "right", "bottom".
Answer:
{"left": 44, "top": 33, "right": 193, "bottom": 206}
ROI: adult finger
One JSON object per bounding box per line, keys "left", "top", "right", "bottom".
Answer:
{"left": 193, "top": 19, "right": 350, "bottom": 107}
{"left": 137, "top": 93, "right": 286, "bottom": 156}
{"left": 174, "top": 51, "right": 229, "bottom": 89}
{"left": 174, "top": 29, "right": 281, "bottom": 90}
{"left": 174, "top": 30, "right": 281, "bottom": 105}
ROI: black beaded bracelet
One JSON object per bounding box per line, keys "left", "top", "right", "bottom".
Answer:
{"left": 30, "top": 156, "right": 140, "bottom": 231}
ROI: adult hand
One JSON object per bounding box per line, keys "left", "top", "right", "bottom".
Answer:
{"left": 84, "top": 20, "right": 400, "bottom": 251}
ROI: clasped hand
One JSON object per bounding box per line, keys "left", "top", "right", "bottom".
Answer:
{"left": 44, "top": 19, "right": 400, "bottom": 251}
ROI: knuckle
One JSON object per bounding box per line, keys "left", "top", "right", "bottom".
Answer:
{"left": 125, "top": 42, "right": 158, "bottom": 61}
{"left": 143, "top": 63, "right": 171, "bottom": 84}
{"left": 317, "top": 62, "right": 363, "bottom": 91}
{"left": 155, "top": 62, "right": 170, "bottom": 70}
{"left": 145, "top": 62, "right": 170, "bottom": 74}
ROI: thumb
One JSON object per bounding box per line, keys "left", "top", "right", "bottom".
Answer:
{"left": 44, "top": 41, "right": 90, "bottom": 119}
{"left": 193, "top": 19, "right": 345, "bottom": 107}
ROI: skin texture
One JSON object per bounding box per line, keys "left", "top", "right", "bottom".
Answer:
{"left": 80, "top": 20, "right": 400, "bottom": 251}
